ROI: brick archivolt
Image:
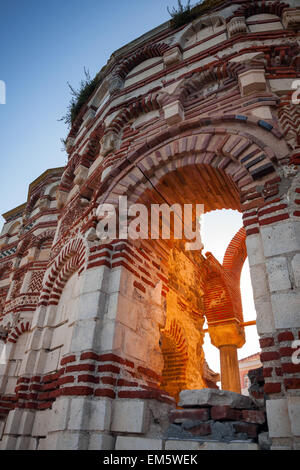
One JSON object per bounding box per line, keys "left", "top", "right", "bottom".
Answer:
{"left": 39, "top": 237, "right": 87, "bottom": 307}
{"left": 95, "top": 119, "right": 286, "bottom": 211}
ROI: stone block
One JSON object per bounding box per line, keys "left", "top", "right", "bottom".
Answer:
{"left": 238, "top": 69, "right": 266, "bottom": 96}
{"left": 271, "top": 291, "right": 300, "bottom": 329}
{"left": 178, "top": 389, "right": 254, "bottom": 409}
{"left": 68, "top": 397, "right": 90, "bottom": 431}
{"left": 249, "top": 264, "right": 269, "bottom": 299}
{"left": 55, "top": 430, "right": 89, "bottom": 450}
{"left": 115, "top": 436, "right": 163, "bottom": 450}
{"left": 163, "top": 47, "right": 182, "bottom": 67}
{"left": 291, "top": 254, "right": 300, "bottom": 287}
{"left": 266, "top": 398, "right": 292, "bottom": 438}
{"left": 31, "top": 410, "right": 50, "bottom": 437}
{"left": 266, "top": 256, "right": 291, "bottom": 292}
{"left": 254, "top": 296, "right": 275, "bottom": 334}
{"left": 261, "top": 222, "right": 300, "bottom": 258}
{"left": 88, "top": 433, "right": 115, "bottom": 450}
{"left": 87, "top": 399, "right": 112, "bottom": 432}
{"left": 48, "top": 397, "right": 70, "bottom": 432}
{"left": 4, "top": 408, "right": 24, "bottom": 435}
{"left": 163, "top": 101, "right": 184, "bottom": 125}
{"left": 111, "top": 400, "right": 149, "bottom": 434}
{"left": 287, "top": 396, "right": 300, "bottom": 437}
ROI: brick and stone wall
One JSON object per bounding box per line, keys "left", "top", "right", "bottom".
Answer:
{"left": 0, "top": 0, "right": 299, "bottom": 450}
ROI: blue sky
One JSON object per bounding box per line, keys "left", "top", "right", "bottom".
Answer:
{"left": 0, "top": 1, "right": 259, "bottom": 370}
{"left": 0, "top": 0, "right": 174, "bottom": 217}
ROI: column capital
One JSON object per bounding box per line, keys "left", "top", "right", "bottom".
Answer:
{"left": 208, "top": 320, "right": 245, "bottom": 349}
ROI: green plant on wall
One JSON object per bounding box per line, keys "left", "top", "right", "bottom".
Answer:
{"left": 60, "top": 67, "right": 101, "bottom": 127}
{"left": 168, "top": 0, "right": 225, "bottom": 28}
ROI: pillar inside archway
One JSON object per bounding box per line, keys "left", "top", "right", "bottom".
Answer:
{"left": 209, "top": 320, "right": 245, "bottom": 393}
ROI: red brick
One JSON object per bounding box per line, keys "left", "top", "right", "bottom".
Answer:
{"left": 279, "top": 347, "right": 296, "bottom": 358}
{"left": 60, "top": 355, "right": 76, "bottom": 366}
{"left": 260, "top": 351, "right": 280, "bottom": 362}
{"left": 169, "top": 408, "right": 210, "bottom": 423}
{"left": 80, "top": 352, "right": 99, "bottom": 361}
{"left": 259, "top": 337, "right": 274, "bottom": 348}
{"left": 278, "top": 332, "right": 294, "bottom": 342}
{"left": 188, "top": 422, "right": 211, "bottom": 436}
{"left": 98, "top": 364, "right": 120, "bottom": 374}
{"left": 241, "top": 410, "right": 266, "bottom": 424}
{"left": 78, "top": 374, "right": 99, "bottom": 384}
{"left": 66, "top": 364, "right": 95, "bottom": 373}
{"left": 94, "top": 388, "right": 116, "bottom": 399}
{"left": 264, "top": 382, "right": 282, "bottom": 394}
{"left": 284, "top": 378, "right": 300, "bottom": 390}
{"left": 233, "top": 422, "right": 258, "bottom": 438}
{"left": 263, "top": 367, "right": 273, "bottom": 378}
{"left": 282, "top": 363, "right": 300, "bottom": 374}
{"left": 211, "top": 405, "right": 242, "bottom": 421}
{"left": 60, "top": 386, "right": 94, "bottom": 396}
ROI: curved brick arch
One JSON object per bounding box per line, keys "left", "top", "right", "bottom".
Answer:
{"left": 16, "top": 235, "right": 32, "bottom": 258}
{"left": 204, "top": 227, "right": 247, "bottom": 326}
{"left": 179, "top": 14, "right": 226, "bottom": 47}
{"left": 29, "top": 230, "right": 55, "bottom": 250}
{"left": 160, "top": 319, "right": 188, "bottom": 399}
{"left": 222, "top": 227, "right": 247, "bottom": 281}
{"left": 0, "top": 262, "right": 13, "bottom": 280}
{"left": 6, "top": 319, "right": 30, "bottom": 344}
{"left": 96, "top": 117, "right": 286, "bottom": 209}
{"left": 232, "top": 0, "right": 290, "bottom": 20}
{"left": 113, "top": 42, "right": 169, "bottom": 81}
{"left": 105, "top": 92, "right": 161, "bottom": 137}
{"left": 39, "top": 237, "right": 87, "bottom": 307}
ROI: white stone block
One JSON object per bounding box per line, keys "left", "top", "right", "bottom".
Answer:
{"left": 163, "top": 101, "right": 184, "bottom": 125}
{"left": 55, "top": 430, "right": 89, "bottom": 450}
{"left": 19, "top": 410, "right": 35, "bottom": 435}
{"left": 291, "top": 253, "right": 300, "bottom": 287}
{"left": 238, "top": 69, "right": 266, "bottom": 96}
{"left": 31, "top": 410, "right": 50, "bottom": 437}
{"left": 115, "top": 436, "right": 163, "bottom": 450}
{"left": 111, "top": 400, "right": 149, "bottom": 434}
{"left": 249, "top": 264, "right": 269, "bottom": 298}
{"left": 261, "top": 222, "right": 300, "bottom": 258}
{"left": 246, "top": 233, "right": 265, "bottom": 267}
{"left": 67, "top": 397, "right": 90, "bottom": 431}
{"left": 70, "top": 319, "right": 99, "bottom": 352}
{"left": 4, "top": 408, "right": 23, "bottom": 435}
{"left": 88, "top": 433, "right": 115, "bottom": 450}
{"left": 0, "top": 435, "right": 17, "bottom": 450}
{"left": 99, "top": 320, "right": 123, "bottom": 352}
{"left": 271, "top": 291, "right": 300, "bottom": 329}
{"left": 87, "top": 399, "right": 112, "bottom": 432}
{"left": 267, "top": 399, "right": 292, "bottom": 438}
{"left": 287, "top": 396, "right": 300, "bottom": 437}
{"left": 48, "top": 397, "right": 70, "bottom": 432}
{"left": 266, "top": 256, "right": 291, "bottom": 292}
{"left": 80, "top": 265, "right": 110, "bottom": 295}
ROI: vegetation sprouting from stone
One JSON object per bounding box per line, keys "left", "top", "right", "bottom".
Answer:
{"left": 60, "top": 68, "right": 101, "bottom": 127}
{"left": 167, "top": 0, "right": 225, "bottom": 28}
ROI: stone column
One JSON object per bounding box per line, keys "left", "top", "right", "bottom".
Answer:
{"left": 219, "top": 345, "right": 241, "bottom": 394}
{"left": 208, "top": 320, "right": 245, "bottom": 394}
